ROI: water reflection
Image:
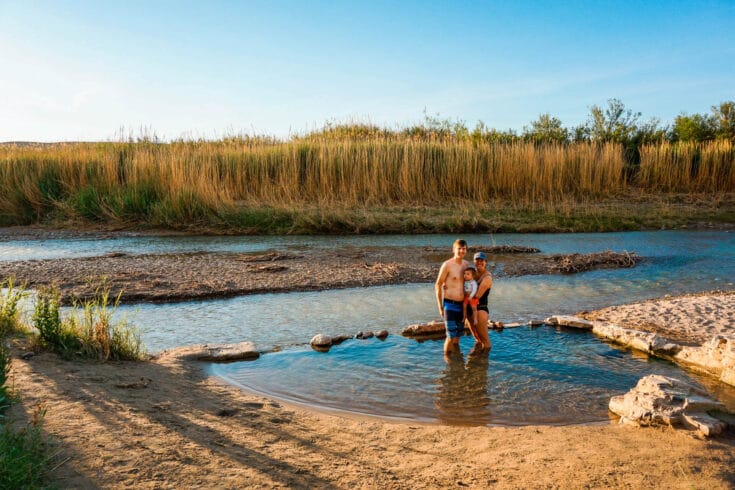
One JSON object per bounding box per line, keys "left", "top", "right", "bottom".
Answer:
{"left": 435, "top": 348, "right": 491, "bottom": 425}
{"left": 211, "top": 329, "right": 735, "bottom": 426}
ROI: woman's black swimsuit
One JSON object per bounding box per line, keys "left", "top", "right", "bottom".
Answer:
{"left": 476, "top": 273, "right": 491, "bottom": 312}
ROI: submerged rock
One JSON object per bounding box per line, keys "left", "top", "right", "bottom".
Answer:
{"left": 609, "top": 375, "right": 729, "bottom": 437}
{"left": 375, "top": 330, "right": 389, "bottom": 340}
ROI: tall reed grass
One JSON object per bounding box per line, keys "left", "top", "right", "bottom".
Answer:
{"left": 638, "top": 140, "right": 735, "bottom": 192}
{"left": 0, "top": 139, "right": 732, "bottom": 229}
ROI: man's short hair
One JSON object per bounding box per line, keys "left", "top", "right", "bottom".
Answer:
{"left": 453, "top": 239, "right": 467, "bottom": 248}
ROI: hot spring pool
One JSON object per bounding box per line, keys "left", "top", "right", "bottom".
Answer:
{"left": 211, "top": 325, "right": 735, "bottom": 426}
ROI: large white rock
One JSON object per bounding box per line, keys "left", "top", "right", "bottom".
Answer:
{"left": 608, "top": 375, "right": 729, "bottom": 437}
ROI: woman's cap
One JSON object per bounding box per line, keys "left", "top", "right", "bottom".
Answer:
{"left": 473, "top": 252, "right": 487, "bottom": 261}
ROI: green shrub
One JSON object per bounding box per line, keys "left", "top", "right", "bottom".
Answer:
{"left": 0, "top": 406, "right": 51, "bottom": 489}
{"left": 32, "top": 287, "right": 75, "bottom": 353}
{"left": 0, "top": 343, "right": 11, "bottom": 415}
{"left": 0, "top": 278, "right": 26, "bottom": 337}
{"left": 33, "top": 285, "right": 145, "bottom": 361}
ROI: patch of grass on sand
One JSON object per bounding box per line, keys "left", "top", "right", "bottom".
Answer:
{"left": 33, "top": 285, "right": 146, "bottom": 361}
{"left": 0, "top": 399, "right": 52, "bottom": 490}
{"left": 0, "top": 278, "right": 26, "bottom": 338}
{"left": 1, "top": 294, "right": 52, "bottom": 489}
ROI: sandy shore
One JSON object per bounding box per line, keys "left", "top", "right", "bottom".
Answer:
{"left": 5, "top": 290, "right": 735, "bottom": 488}
{"left": 582, "top": 290, "right": 735, "bottom": 344}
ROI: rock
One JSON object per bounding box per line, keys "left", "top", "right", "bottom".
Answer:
{"left": 310, "top": 334, "right": 332, "bottom": 348}
{"left": 721, "top": 368, "right": 735, "bottom": 386}
{"left": 162, "top": 342, "right": 260, "bottom": 362}
{"left": 330, "top": 334, "right": 353, "bottom": 345}
{"left": 527, "top": 319, "right": 544, "bottom": 327}
{"left": 608, "top": 375, "right": 729, "bottom": 437}
{"left": 674, "top": 335, "right": 735, "bottom": 386}
{"left": 402, "top": 320, "right": 448, "bottom": 338}
{"left": 545, "top": 315, "right": 593, "bottom": 330}
{"left": 20, "top": 351, "right": 34, "bottom": 360}
{"left": 682, "top": 413, "right": 727, "bottom": 437}
{"left": 356, "top": 331, "right": 374, "bottom": 340}
{"left": 591, "top": 322, "right": 664, "bottom": 354}
{"left": 375, "top": 330, "right": 389, "bottom": 340}
{"left": 500, "top": 322, "right": 522, "bottom": 328}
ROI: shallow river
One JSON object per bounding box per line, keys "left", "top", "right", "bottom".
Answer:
{"left": 3, "top": 230, "right": 734, "bottom": 425}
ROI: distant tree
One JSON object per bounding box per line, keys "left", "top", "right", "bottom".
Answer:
{"left": 570, "top": 124, "right": 591, "bottom": 143}
{"left": 631, "top": 118, "right": 667, "bottom": 146}
{"left": 672, "top": 113, "right": 716, "bottom": 142}
{"left": 711, "top": 101, "right": 735, "bottom": 141}
{"left": 587, "top": 98, "right": 641, "bottom": 145}
{"left": 470, "top": 121, "right": 519, "bottom": 144}
{"left": 522, "top": 113, "right": 569, "bottom": 144}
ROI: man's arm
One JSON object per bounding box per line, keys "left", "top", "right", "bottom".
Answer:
{"left": 435, "top": 262, "right": 448, "bottom": 318}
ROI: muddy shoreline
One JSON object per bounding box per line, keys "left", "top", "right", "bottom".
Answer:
{"left": 0, "top": 246, "right": 640, "bottom": 304}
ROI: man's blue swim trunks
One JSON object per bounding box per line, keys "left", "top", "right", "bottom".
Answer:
{"left": 443, "top": 298, "right": 464, "bottom": 339}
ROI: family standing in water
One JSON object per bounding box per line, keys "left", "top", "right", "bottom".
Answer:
{"left": 435, "top": 239, "right": 493, "bottom": 356}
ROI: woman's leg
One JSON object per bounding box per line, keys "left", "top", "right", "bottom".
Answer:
{"left": 475, "top": 309, "right": 491, "bottom": 350}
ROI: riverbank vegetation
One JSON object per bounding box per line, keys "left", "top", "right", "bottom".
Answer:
{"left": 1, "top": 99, "right": 733, "bottom": 233}
{"left": 32, "top": 285, "right": 145, "bottom": 361}
{"left": 0, "top": 280, "right": 50, "bottom": 489}
{"left": 0, "top": 279, "right": 145, "bottom": 486}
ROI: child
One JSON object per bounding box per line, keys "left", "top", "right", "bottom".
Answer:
{"left": 463, "top": 264, "right": 479, "bottom": 327}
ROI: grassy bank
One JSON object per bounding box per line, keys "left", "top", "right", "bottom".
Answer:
{"left": 1, "top": 139, "right": 733, "bottom": 233}
{"left": 0, "top": 280, "right": 145, "bottom": 488}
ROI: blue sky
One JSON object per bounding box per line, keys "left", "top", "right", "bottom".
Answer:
{"left": 1, "top": 0, "right": 733, "bottom": 141}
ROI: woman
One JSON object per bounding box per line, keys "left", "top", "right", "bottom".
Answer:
{"left": 467, "top": 251, "right": 492, "bottom": 351}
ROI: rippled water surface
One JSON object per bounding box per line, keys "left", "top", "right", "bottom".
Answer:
{"left": 212, "top": 327, "right": 735, "bottom": 426}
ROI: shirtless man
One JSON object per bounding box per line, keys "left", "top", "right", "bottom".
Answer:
{"left": 435, "top": 239, "right": 470, "bottom": 356}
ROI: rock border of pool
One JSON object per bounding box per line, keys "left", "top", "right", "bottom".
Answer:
{"left": 545, "top": 315, "right": 735, "bottom": 436}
